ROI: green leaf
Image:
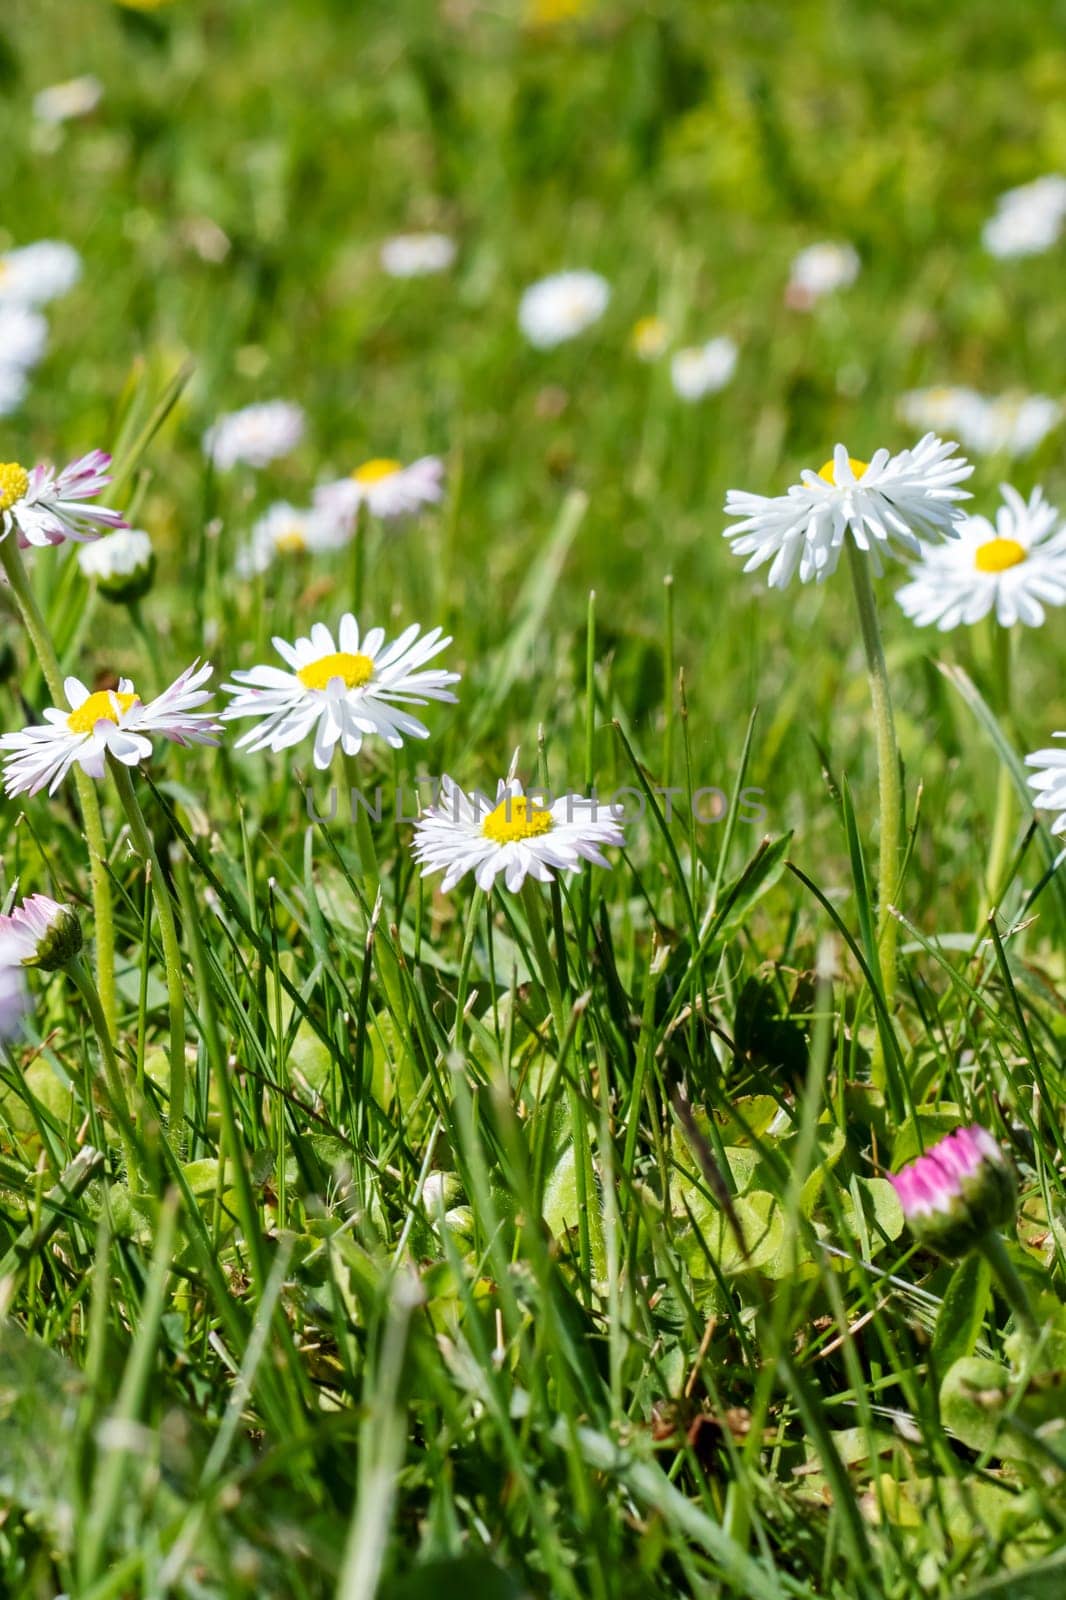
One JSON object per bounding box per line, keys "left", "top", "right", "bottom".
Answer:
{"left": 384, "top": 1556, "right": 530, "bottom": 1600}
{"left": 933, "top": 1253, "right": 991, "bottom": 1374}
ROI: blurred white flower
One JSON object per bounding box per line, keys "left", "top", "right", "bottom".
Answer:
{"left": 896, "top": 485, "right": 1066, "bottom": 630}
{"left": 78, "top": 527, "right": 155, "bottom": 602}
{"left": 983, "top": 175, "right": 1066, "bottom": 258}
{"left": 0, "top": 305, "right": 48, "bottom": 371}
{"left": 0, "top": 963, "right": 28, "bottom": 1043}
{"left": 670, "top": 337, "right": 738, "bottom": 401}
{"left": 0, "top": 367, "right": 29, "bottom": 418}
{"left": 1027, "top": 735, "right": 1066, "bottom": 837}
{"left": 221, "top": 615, "right": 460, "bottom": 769}
{"left": 1, "top": 664, "right": 218, "bottom": 796}
{"left": 898, "top": 387, "right": 1061, "bottom": 458}
{"left": 631, "top": 316, "right": 670, "bottom": 361}
{"left": 33, "top": 75, "right": 104, "bottom": 124}
{"left": 723, "top": 435, "right": 972, "bottom": 589}
{"left": 0, "top": 241, "right": 81, "bottom": 306}
{"left": 518, "top": 270, "right": 610, "bottom": 349}
{"left": 314, "top": 457, "right": 444, "bottom": 526}
{"left": 379, "top": 232, "right": 456, "bottom": 277}
{"left": 0, "top": 450, "right": 125, "bottom": 549}
{"left": 235, "top": 501, "right": 350, "bottom": 576}
{"left": 785, "top": 241, "right": 860, "bottom": 309}
{"left": 412, "top": 775, "right": 624, "bottom": 894}
{"left": 203, "top": 401, "right": 305, "bottom": 470}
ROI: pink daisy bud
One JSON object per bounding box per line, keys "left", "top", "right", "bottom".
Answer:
{"left": 890, "top": 1125, "right": 1017, "bottom": 1258}
{"left": 0, "top": 892, "right": 82, "bottom": 971}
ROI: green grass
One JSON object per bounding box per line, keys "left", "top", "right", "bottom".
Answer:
{"left": 1, "top": 1, "right": 1066, "bottom": 1595}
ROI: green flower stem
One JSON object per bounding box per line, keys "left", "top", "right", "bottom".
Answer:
{"left": 521, "top": 879, "right": 596, "bottom": 1286}
{"left": 343, "top": 755, "right": 408, "bottom": 1029}
{"left": 69, "top": 956, "right": 140, "bottom": 1195}
{"left": 108, "top": 757, "right": 186, "bottom": 1148}
{"left": 0, "top": 537, "right": 117, "bottom": 1036}
{"left": 983, "top": 625, "right": 1015, "bottom": 918}
{"left": 977, "top": 1230, "right": 1039, "bottom": 1348}
{"left": 846, "top": 539, "right": 902, "bottom": 1009}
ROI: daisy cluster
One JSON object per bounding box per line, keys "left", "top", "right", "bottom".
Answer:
{"left": 1, "top": 428, "right": 626, "bottom": 903}
{"left": 0, "top": 240, "right": 82, "bottom": 417}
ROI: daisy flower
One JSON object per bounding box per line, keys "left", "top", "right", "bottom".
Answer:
{"left": 723, "top": 434, "right": 973, "bottom": 589}
{"left": 314, "top": 457, "right": 444, "bottom": 526}
{"left": 896, "top": 485, "right": 1066, "bottom": 630}
{"left": 78, "top": 526, "right": 155, "bottom": 602}
{"left": 0, "top": 893, "right": 81, "bottom": 971}
{"left": 202, "top": 401, "right": 305, "bottom": 470}
{"left": 1, "top": 663, "right": 218, "bottom": 797}
{"left": 891, "top": 1125, "right": 1016, "bottom": 1259}
{"left": 412, "top": 775, "right": 624, "bottom": 894}
{"left": 983, "top": 175, "right": 1066, "bottom": 258}
{"left": 1027, "top": 735, "right": 1066, "bottom": 836}
{"left": 670, "top": 337, "right": 738, "bottom": 401}
{"left": 785, "top": 241, "right": 860, "bottom": 309}
{"left": 235, "top": 501, "right": 350, "bottom": 577}
{"left": 0, "top": 963, "right": 28, "bottom": 1044}
{"left": 0, "top": 304, "right": 49, "bottom": 371}
{"left": 0, "top": 450, "right": 125, "bottom": 548}
{"left": 631, "top": 315, "right": 670, "bottom": 361}
{"left": 898, "top": 387, "right": 1062, "bottom": 458}
{"left": 0, "top": 241, "right": 81, "bottom": 306}
{"left": 379, "top": 232, "right": 456, "bottom": 278}
{"left": 220, "top": 615, "right": 459, "bottom": 769}
{"left": 33, "top": 75, "right": 104, "bottom": 124}
{"left": 518, "top": 270, "right": 610, "bottom": 349}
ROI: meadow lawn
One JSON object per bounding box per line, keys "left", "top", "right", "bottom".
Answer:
{"left": 1, "top": 1, "right": 1066, "bottom": 1596}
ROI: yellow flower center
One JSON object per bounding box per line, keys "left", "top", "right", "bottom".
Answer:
{"left": 975, "top": 537, "right": 1027, "bottom": 573}
{"left": 351, "top": 458, "right": 402, "bottom": 485}
{"left": 0, "top": 462, "right": 29, "bottom": 512}
{"left": 67, "top": 689, "right": 140, "bottom": 734}
{"left": 297, "top": 651, "right": 374, "bottom": 691}
{"left": 818, "top": 457, "right": 869, "bottom": 485}
{"left": 481, "top": 794, "right": 554, "bottom": 845}
{"left": 274, "top": 527, "right": 307, "bottom": 553}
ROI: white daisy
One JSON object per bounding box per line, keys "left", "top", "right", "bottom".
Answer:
{"left": 0, "top": 450, "right": 125, "bottom": 548}
{"left": 33, "top": 75, "right": 104, "bottom": 124}
{"left": 379, "top": 232, "right": 456, "bottom": 278}
{"left": 0, "top": 963, "right": 28, "bottom": 1044}
{"left": 723, "top": 434, "right": 973, "bottom": 589}
{"left": 0, "top": 894, "right": 81, "bottom": 971}
{"left": 0, "top": 241, "right": 81, "bottom": 306}
{"left": 896, "top": 485, "right": 1066, "bottom": 630}
{"left": 234, "top": 501, "right": 350, "bottom": 577}
{"left": 412, "top": 775, "right": 625, "bottom": 894}
{"left": 314, "top": 457, "right": 444, "bottom": 526}
{"left": 898, "top": 387, "right": 1062, "bottom": 458}
{"left": 0, "top": 304, "right": 49, "bottom": 371}
{"left": 202, "top": 401, "right": 305, "bottom": 470}
{"left": 785, "top": 241, "right": 860, "bottom": 309}
{"left": 670, "top": 337, "right": 738, "bottom": 401}
{"left": 1027, "top": 736, "right": 1066, "bottom": 837}
{"left": 1, "top": 663, "right": 218, "bottom": 797}
{"left": 518, "top": 270, "right": 610, "bottom": 349}
{"left": 220, "top": 615, "right": 460, "bottom": 769}
{"left": 78, "top": 526, "right": 155, "bottom": 601}
{"left": 983, "top": 175, "right": 1066, "bottom": 258}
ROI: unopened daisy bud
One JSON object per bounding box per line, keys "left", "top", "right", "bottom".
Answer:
{"left": 78, "top": 527, "right": 155, "bottom": 604}
{"left": 890, "top": 1125, "right": 1016, "bottom": 1259}
{"left": 0, "top": 893, "right": 82, "bottom": 971}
